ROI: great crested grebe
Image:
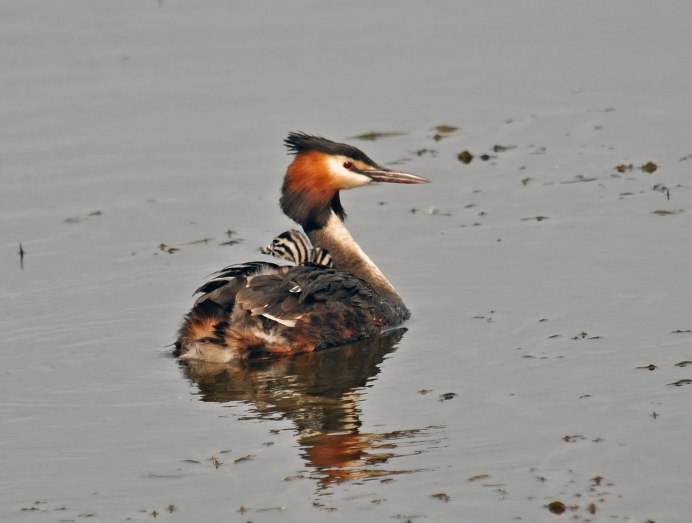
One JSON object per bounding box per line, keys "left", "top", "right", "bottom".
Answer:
{"left": 175, "top": 132, "right": 429, "bottom": 361}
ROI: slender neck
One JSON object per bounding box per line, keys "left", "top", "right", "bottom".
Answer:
{"left": 307, "top": 213, "right": 402, "bottom": 301}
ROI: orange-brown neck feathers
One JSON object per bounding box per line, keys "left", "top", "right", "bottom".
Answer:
{"left": 280, "top": 151, "right": 345, "bottom": 231}
{"left": 285, "top": 151, "right": 335, "bottom": 207}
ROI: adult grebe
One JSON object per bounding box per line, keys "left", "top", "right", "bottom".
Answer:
{"left": 175, "top": 132, "right": 428, "bottom": 361}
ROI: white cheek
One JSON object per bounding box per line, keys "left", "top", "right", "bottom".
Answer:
{"left": 327, "top": 157, "right": 372, "bottom": 189}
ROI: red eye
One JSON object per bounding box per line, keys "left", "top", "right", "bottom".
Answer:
{"left": 343, "top": 161, "right": 354, "bottom": 170}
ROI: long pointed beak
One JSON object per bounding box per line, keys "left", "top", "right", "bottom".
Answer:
{"left": 362, "top": 167, "right": 430, "bottom": 184}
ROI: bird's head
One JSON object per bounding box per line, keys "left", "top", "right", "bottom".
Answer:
{"left": 280, "top": 132, "right": 429, "bottom": 231}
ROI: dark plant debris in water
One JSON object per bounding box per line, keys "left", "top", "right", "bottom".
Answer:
{"left": 312, "top": 499, "right": 337, "bottom": 512}
{"left": 456, "top": 144, "right": 515, "bottom": 163}
{"left": 15, "top": 499, "right": 179, "bottom": 521}
{"left": 534, "top": 472, "right": 623, "bottom": 519}
{"left": 220, "top": 229, "right": 243, "bottom": 246}
{"left": 350, "top": 131, "right": 405, "bottom": 141}
{"left": 468, "top": 474, "right": 491, "bottom": 482}
{"left": 157, "top": 234, "right": 244, "bottom": 254}
{"left": 471, "top": 311, "right": 495, "bottom": 322}
{"left": 562, "top": 434, "right": 586, "bottom": 443}
{"left": 237, "top": 505, "right": 286, "bottom": 514}
{"left": 570, "top": 330, "right": 602, "bottom": 340}
{"left": 18, "top": 242, "right": 24, "bottom": 269}
{"left": 559, "top": 175, "right": 597, "bottom": 184}
{"left": 651, "top": 209, "right": 684, "bottom": 216}
{"left": 492, "top": 144, "right": 516, "bottom": 153}
{"left": 409, "top": 207, "right": 452, "bottom": 216}
{"left": 546, "top": 500, "right": 567, "bottom": 515}
{"left": 457, "top": 150, "right": 473, "bottom": 164}
{"left": 430, "top": 492, "right": 450, "bottom": 502}
{"left": 414, "top": 148, "right": 437, "bottom": 157}
{"left": 667, "top": 379, "right": 692, "bottom": 387}
{"left": 20, "top": 501, "right": 69, "bottom": 513}
{"left": 64, "top": 210, "right": 104, "bottom": 223}
{"left": 433, "top": 124, "right": 458, "bottom": 141}
{"left": 233, "top": 454, "right": 256, "bottom": 464}
{"left": 641, "top": 161, "right": 658, "bottom": 173}
{"left": 652, "top": 183, "right": 669, "bottom": 194}
{"left": 615, "top": 161, "right": 658, "bottom": 173}
{"left": 158, "top": 243, "right": 180, "bottom": 254}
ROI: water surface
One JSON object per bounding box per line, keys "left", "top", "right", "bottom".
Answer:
{"left": 2, "top": 1, "right": 692, "bottom": 522}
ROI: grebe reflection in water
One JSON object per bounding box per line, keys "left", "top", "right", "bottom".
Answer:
{"left": 178, "top": 329, "right": 443, "bottom": 488}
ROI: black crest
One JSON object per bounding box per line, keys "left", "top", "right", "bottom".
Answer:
{"left": 284, "top": 132, "right": 377, "bottom": 167}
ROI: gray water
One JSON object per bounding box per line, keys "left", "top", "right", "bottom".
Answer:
{"left": 3, "top": 1, "right": 692, "bottom": 521}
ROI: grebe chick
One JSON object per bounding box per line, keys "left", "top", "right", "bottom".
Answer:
{"left": 175, "top": 132, "right": 428, "bottom": 361}
{"left": 261, "top": 229, "right": 332, "bottom": 267}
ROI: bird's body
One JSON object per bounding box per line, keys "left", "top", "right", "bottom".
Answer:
{"left": 175, "top": 133, "right": 428, "bottom": 362}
